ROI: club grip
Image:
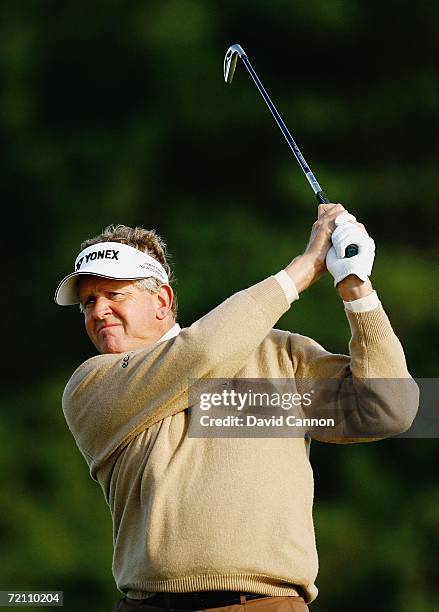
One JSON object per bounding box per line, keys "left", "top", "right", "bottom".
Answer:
{"left": 315, "top": 192, "right": 359, "bottom": 258}
{"left": 316, "top": 190, "right": 330, "bottom": 204}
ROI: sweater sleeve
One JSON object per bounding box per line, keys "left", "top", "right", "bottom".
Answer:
{"left": 62, "top": 276, "right": 289, "bottom": 475}
{"left": 291, "top": 304, "right": 419, "bottom": 443}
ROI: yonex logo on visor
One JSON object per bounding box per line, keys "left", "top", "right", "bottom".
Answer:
{"left": 76, "top": 249, "right": 119, "bottom": 270}
{"left": 54, "top": 241, "right": 169, "bottom": 306}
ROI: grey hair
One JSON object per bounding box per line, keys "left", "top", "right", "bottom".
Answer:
{"left": 134, "top": 277, "right": 163, "bottom": 294}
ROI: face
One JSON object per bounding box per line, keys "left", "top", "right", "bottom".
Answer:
{"left": 79, "top": 277, "right": 173, "bottom": 354}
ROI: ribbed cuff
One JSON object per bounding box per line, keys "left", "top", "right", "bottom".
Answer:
{"left": 344, "top": 290, "right": 380, "bottom": 312}
{"left": 274, "top": 270, "right": 299, "bottom": 304}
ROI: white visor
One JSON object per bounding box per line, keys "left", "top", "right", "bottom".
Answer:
{"left": 54, "top": 241, "right": 169, "bottom": 306}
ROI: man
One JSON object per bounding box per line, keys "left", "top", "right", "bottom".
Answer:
{"left": 55, "top": 204, "right": 418, "bottom": 612}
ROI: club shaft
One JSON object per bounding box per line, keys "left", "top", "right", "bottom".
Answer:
{"left": 226, "top": 44, "right": 358, "bottom": 257}
{"left": 241, "top": 55, "right": 326, "bottom": 199}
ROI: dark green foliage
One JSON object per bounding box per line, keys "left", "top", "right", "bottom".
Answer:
{"left": 1, "top": 1, "right": 438, "bottom": 610}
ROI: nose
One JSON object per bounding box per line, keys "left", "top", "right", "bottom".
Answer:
{"left": 91, "top": 296, "right": 113, "bottom": 319}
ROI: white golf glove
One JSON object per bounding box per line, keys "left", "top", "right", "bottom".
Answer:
{"left": 326, "top": 211, "right": 375, "bottom": 286}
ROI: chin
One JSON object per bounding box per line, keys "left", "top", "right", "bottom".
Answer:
{"left": 97, "top": 341, "right": 125, "bottom": 355}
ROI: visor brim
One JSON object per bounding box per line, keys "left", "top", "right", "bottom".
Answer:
{"left": 54, "top": 272, "right": 152, "bottom": 306}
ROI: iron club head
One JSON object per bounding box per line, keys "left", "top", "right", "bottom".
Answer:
{"left": 223, "top": 43, "right": 247, "bottom": 83}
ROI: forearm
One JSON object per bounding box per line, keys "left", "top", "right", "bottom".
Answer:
{"left": 337, "top": 275, "right": 374, "bottom": 301}
{"left": 284, "top": 254, "right": 316, "bottom": 294}
{"left": 291, "top": 299, "right": 418, "bottom": 441}
{"left": 346, "top": 305, "right": 410, "bottom": 378}
{"left": 337, "top": 305, "right": 418, "bottom": 439}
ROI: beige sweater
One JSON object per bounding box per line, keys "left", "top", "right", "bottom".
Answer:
{"left": 62, "top": 277, "right": 418, "bottom": 603}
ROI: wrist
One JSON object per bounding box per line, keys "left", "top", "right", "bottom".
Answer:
{"left": 284, "top": 254, "right": 317, "bottom": 294}
{"left": 337, "top": 275, "right": 374, "bottom": 301}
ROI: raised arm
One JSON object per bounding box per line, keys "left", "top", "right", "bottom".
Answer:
{"left": 286, "top": 204, "right": 418, "bottom": 442}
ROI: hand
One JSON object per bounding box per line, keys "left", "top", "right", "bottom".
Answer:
{"left": 326, "top": 212, "right": 375, "bottom": 288}
{"left": 285, "top": 203, "right": 347, "bottom": 293}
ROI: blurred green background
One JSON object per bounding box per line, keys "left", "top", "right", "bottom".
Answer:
{"left": 1, "top": 1, "right": 438, "bottom": 611}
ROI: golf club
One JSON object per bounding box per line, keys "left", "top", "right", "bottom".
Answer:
{"left": 224, "top": 43, "right": 358, "bottom": 258}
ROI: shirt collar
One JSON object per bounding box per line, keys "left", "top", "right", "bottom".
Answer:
{"left": 157, "top": 323, "right": 181, "bottom": 344}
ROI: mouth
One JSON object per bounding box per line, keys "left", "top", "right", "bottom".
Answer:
{"left": 98, "top": 324, "right": 121, "bottom": 334}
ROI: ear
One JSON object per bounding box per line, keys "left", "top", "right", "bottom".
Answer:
{"left": 155, "top": 284, "right": 174, "bottom": 321}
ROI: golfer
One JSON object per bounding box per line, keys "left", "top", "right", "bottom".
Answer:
{"left": 55, "top": 204, "right": 418, "bottom": 612}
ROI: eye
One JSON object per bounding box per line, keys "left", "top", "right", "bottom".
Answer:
{"left": 79, "top": 296, "right": 95, "bottom": 314}
{"left": 83, "top": 296, "right": 95, "bottom": 308}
